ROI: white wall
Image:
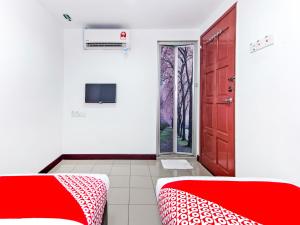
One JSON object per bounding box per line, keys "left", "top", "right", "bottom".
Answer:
{"left": 63, "top": 29, "right": 199, "bottom": 154}
{"left": 0, "top": 0, "right": 64, "bottom": 173}
{"left": 199, "top": 0, "right": 300, "bottom": 185}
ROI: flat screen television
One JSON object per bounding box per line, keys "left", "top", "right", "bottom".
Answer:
{"left": 85, "top": 84, "right": 116, "bottom": 103}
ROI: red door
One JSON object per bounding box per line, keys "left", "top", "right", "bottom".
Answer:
{"left": 200, "top": 5, "right": 236, "bottom": 176}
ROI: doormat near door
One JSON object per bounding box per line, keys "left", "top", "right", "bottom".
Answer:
{"left": 161, "top": 160, "right": 193, "bottom": 170}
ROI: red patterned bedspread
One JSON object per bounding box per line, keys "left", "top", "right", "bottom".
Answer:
{"left": 0, "top": 175, "right": 107, "bottom": 225}
{"left": 158, "top": 180, "right": 300, "bottom": 225}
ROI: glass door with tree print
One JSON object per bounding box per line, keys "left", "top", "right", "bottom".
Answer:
{"left": 159, "top": 44, "right": 194, "bottom": 155}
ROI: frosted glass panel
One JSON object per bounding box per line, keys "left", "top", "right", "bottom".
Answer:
{"left": 160, "top": 46, "right": 175, "bottom": 153}
{"left": 177, "top": 46, "right": 193, "bottom": 153}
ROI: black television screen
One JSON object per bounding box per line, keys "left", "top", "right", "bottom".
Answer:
{"left": 85, "top": 84, "right": 116, "bottom": 103}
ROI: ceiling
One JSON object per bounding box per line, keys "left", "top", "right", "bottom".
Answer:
{"left": 39, "top": 0, "right": 225, "bottom": 29}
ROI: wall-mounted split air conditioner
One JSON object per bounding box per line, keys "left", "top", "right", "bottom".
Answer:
{"left": 83, "top": 29, "right": 130, "bottom": 50}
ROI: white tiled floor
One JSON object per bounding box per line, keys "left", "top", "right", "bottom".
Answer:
{"left": 49, "top": 158, "right": 212, "bottom": 225}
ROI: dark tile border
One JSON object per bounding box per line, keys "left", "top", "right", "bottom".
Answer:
{"left": 39, "top": 154, "right": 157, "bottom": 173}
{"left": 39, "top": 155, "right": 64, "bottom": 174}
{"left": 62, "top": 154, "right": 156, "bottom": 160}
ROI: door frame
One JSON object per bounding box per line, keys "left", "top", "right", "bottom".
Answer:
{"left": 199, "top": 4, "right": 237, "bottom": 175}
{"left": 157, "top": 41, "right": 198, "bottom": 156}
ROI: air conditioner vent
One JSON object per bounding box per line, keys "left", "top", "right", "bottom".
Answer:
{"left": 86, "top": 42, "right": 125, "bottom": 48}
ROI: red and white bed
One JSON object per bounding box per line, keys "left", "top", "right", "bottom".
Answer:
{"left": 0, "top": 174, "right": 109, "bottom": 225}
{"left": 156, "top": 176, "right": 300, "bottom": 225}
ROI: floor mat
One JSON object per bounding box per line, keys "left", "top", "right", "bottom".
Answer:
{"left": 161, "top": 160, "right": 193, "bottom": 170}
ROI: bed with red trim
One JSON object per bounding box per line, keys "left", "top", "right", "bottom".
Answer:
{"left": 0, "top": 174, "right": 109, "bottom": 225}
{"left": 156, "top": 176, "right": 300, "bottom": 225}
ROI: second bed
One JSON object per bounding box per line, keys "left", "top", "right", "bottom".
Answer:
{"left": 156, "top": 176, "right": 300, "bottom": 224}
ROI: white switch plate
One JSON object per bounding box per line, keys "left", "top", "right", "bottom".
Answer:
{"left": 71, "top": 111, "right": 86, "bottom": 118}
{"left": 250, "top": 35, "right": 274, "bottom": 53}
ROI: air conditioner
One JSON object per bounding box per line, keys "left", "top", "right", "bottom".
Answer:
{"left": 83, "top": 29, "right": 130, "bottom": 50}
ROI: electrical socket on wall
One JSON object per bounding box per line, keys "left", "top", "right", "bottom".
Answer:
{"left": 250, "top": 35, "right": 274, "bottom": 53}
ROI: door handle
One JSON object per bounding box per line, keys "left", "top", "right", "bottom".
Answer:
{"left": 221, "top": 97, "right": 233, "bottom": 104}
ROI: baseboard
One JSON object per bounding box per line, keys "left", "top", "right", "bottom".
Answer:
{"left": 62, "top": 154, "right": 157, "bottom": 160}
{"left": 39, "top": 154, "right": 157, "bottom": 173}
{"left": 39, "top": 155, "right": 63, "bottom": 174}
